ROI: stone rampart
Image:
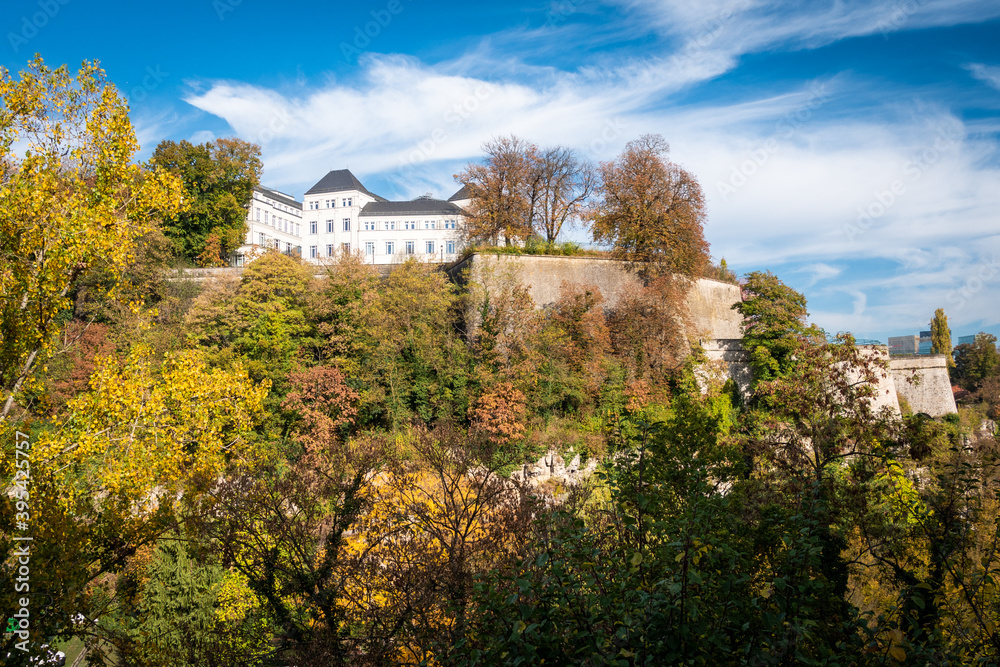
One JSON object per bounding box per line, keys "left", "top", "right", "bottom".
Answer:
{"left": 448, "top": 253, "right": 744, "bottom": 341}
{"left": 889, "top": 355, "right": 958, "bottom": 417}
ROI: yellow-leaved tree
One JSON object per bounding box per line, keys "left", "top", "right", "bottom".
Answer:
{"left": 0, "top": 56, "right": 184, "bottom": 421}
{"left": 0, "top": 58, "right": 273, "bottom": 660}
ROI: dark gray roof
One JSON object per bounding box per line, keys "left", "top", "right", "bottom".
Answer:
{"left": 447, "top": 185, "right": 472, "bottom": 201}
{"left": 359, "top": 199, "right": 466, "bottom": 217}
{"left": 305, "top": 169, "right": 387, "bottom": 201}
{"left": 255, "top": 185, "right": 302, "bottom": 210}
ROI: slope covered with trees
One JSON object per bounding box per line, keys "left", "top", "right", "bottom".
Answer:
{"left": 2, "top": 58, "right": 999, "bottom": 666}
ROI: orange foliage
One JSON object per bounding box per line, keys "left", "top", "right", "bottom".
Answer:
{"left": 589, "top": 134, "right": 709, "bottom": 278}
{"left": 282, "top": 366, "right": 359, "bottom": 454}
{"left": 469, "top": 381, "right": 527, "bottom": 444}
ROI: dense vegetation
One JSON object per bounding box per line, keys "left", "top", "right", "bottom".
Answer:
{"left": 2, "top": 58, "right": 1000, "bottom": 666}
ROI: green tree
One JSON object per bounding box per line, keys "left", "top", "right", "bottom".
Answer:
{"left": 151, "top": 137, "right": 262, "bottom": 266}
{"left": 589, "top": 134, "right": 709, "bottom": 278}
{"left": 732, "top": 270, "right": 823, "bottom": 389}
{"left": 930, "top": 308, "right": 954, "bottom": 370}
{"left": 953, "top": 333, "right": 1000, "bottom": 390}
{"left": 100, "top": 540, "right": 272, "bottom": 666}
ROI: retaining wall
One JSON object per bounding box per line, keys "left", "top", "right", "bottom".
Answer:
{"left": 889, "top": 355, "right": 958, "bottom": 417}
{"left": 448, "top": 253, "right": 744, "bottom": 341}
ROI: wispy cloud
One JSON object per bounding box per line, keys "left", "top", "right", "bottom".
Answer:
{"left": 176, "top": 0, "right": 1000, "bottom": 341}
{"left": 966, "top": 62, "right": 1000, "bottom": 91}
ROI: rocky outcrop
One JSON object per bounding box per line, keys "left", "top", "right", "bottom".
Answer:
{"left": 511, "top": 449, "right": 598, "bottom": 489}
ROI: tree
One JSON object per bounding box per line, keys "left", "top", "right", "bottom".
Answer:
{"left": 733, "top": 270, "right": 823, "bottom": 389}
{"left": 532, "top": 146, "right": 595, "bottom": 243}
{"left": 930, "top": 308, "right": 954, "bottom": 370}
{"left": 1, "top": 340, "right": 268, "bottom": 659}
{"left": 0, "top": 57, "right": 184, "bottom": 422}
{"left": 455, "top": 136, "right": 538, "bottom": 246}
{"left": 589, "top": 134, "right": 709, "bottom": 278}
{"left": 152, "top": 137, "right": 262, "bottom": 265}
{"left": 953, "top": 333, "right": 1000, "bottom": 391}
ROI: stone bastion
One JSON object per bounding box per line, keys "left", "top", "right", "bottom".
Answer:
{"left": 448, "top": 253, "right": 957, "bottom": 417}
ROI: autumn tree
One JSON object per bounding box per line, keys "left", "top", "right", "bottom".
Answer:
{"left": 152, "top": 137, "right": 262, "bottom": 266}
{"left": 0, "top": 57, "right": 184, "bottom": 422}
{"left": 532, "top": 146, "right": 595, "bottom": 242}
{"left": 0, "top": 340, "right": 268, "bottom": 659}
{"left": 606, "top": 276, "right": 690, "bottom": 390}
{"left": 589, "top": 134, "right": 709, "bottom": 278}
{"left": 456, "top": 135, "right": 539, "bottom": 245}
{"left": 930, "top": 308, "right": 954, "bottom": 370}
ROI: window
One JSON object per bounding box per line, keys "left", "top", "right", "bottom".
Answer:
{"left": 255, "top": 207, "right": 260, "bottom": 221}
{"left": 342, "top": 198, "right": 352, "bottom": 207}
{"left": 264, "top": 211, "right": 269, "bottom": 224}
{"left": 365, "top": 241, "right": 375, "bottom": 256}
{"left": 342, "top": 242, "right": 350, "bottom": 253}
{"left": 404, "top": 220, "right": 416, "bottom": 230}
{"left": 446, "top": 240, "right": 455, "bottom": 254}
{"left": 326, "top": 220, "right": 334, "bottom": 233}
{"left": 326, "top": 244, "right": 334, "bottom": 256}
{"left": 343, "top": 218, "right": 351, "bottom": 232}
{"left": 444, "top": 219, "right": 457, "bottom": 229}
{"left": 424, "top": 221, "right": 435, "bottom": 230}
{"left": 295, "top": 224, "right": 301, "bottom": 237}
{"left": 426, "top": 241, "right": 435, "bottom": 254}
{"left": 385, "top": 221, "right": 396, "bottom": 231}
{"left": 258, "top": 232, "right": 266, "bottom": 246}
{"left": 364, "top": 220, "right": 375, "bottom": 231}
{"left": 310, "top": 221, "right": 317, "bottom": 234}
{"left": 309, "top": 201, "right": 318, "bottom": 210}
{"left": 325, "top": 199, "right": 332, "bottom": 208}
{"left": 405, "top": 241, "right": 415, "bottom": 255}
{"left": 385, "top": 241, "right": 395, "bottom": 255}
{"left": 309, "top": 245, "right": 317, "bottom": 259}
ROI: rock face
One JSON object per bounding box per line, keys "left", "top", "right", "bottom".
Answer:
{"left": 511, "top": 450, "right": 598, "bottom": 489}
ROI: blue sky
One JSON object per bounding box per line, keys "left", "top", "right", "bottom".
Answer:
{"left": 2, "top": 0, "right": 999, "bottom": 343}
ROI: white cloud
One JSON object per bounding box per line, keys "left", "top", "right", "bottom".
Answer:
{"left": 966, "top": 63, "right": 1000, "bottom": 91}
{"left": 175, "top": 0, "right": 1000, "bottom": 340}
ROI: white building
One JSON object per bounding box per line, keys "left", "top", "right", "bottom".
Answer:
{"left": 234, "top": 169, "right": 467, "bottom": 266}
{"left": 234, "top": 185, "right": 304, "bottom": 266}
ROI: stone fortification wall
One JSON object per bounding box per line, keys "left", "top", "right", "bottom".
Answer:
{"left": 168, "top": 263, "right": 396, "bottom": 282}
{"left": 889, "top": 355, "right": 958, "bottom": 417}
{"left": 448, "top": 253, "right": 744, "bottom": 341}
{"left": 855, "top": 346, "right": 902, "bottom": 415}
{"left": 701, "top": 338, "right": 754, "bottom": 397}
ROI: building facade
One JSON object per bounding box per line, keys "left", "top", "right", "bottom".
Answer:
{"left": 234, "top": 185, "right": 304, "bottom": 266}
{"left": 888, "top": 335, "right": 919, "bottom": 355}
{"left": 234, "top": 169, "right": 467, "bottom": 267}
